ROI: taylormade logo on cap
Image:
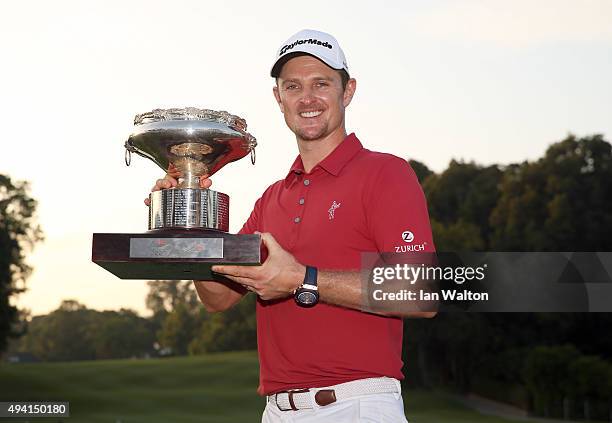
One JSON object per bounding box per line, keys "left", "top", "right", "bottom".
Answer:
{"left": 271, "top": 29, "right": 349, "bottom": 77}
{"left": 280, "top": 39, "right": 333, "bottom": 56}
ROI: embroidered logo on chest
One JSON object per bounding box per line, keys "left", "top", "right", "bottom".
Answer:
{"left": 328, "top": 201, "right": 341, "bottom": 220}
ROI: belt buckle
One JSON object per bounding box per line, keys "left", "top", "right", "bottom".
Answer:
{"left": 314, "top": 389, "right": 337, "bottom": 406}
{"left": 275, "top": 389, "right": 310, "bottom": 411}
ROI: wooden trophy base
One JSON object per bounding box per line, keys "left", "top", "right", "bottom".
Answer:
{"left": 92, "top": 230, "right": 261, "bottom": 280}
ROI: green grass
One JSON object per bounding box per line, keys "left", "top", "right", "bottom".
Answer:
{"left": 472, "top": 375, "right": 528, "bottom": 409}
{"left": 0, "top": 351, "right": 520, "bottom": 423}
{"left": 403, "top": 392, "right": 519, "bottom": 423}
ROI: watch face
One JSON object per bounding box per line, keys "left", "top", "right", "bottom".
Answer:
{"left": 297, "top": 291, "right": 317, "bottom": 306}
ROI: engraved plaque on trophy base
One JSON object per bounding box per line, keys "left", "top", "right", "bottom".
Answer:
{"left": 92, "top": 231, "right": 261, "bottom": 280}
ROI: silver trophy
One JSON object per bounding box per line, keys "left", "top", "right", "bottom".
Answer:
{"left": 92, "top": 107, "right": 262, "bottom": 280}
{"left": 125, "top": 107, "right": 257, "bottom": 231}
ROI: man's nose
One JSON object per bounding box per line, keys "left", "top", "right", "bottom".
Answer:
{"left": 299, "top": 89, "right": 316, "bottom": 105}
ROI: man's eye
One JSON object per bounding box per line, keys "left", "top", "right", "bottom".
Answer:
{"left": 315, "top": 81, "right": 329, "bottom": 87}
{"left": 286, "top": 84, "right": 298, "bottom": 90}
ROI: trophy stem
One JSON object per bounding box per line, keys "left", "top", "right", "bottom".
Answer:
{"left": 178, "top": 175, "right": 200, "bottom": 189}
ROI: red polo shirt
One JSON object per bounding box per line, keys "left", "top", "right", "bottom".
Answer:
{"left": 239, "top": 133, "right": 435, "bottom": 395}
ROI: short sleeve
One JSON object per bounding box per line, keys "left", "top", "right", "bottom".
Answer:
{"left": 365, "top": 157, "right": 435, "bottom": 254}
{"left": 238, "top": 196, "right": 263, "bottom": 235}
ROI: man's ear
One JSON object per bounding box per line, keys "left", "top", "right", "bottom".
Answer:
{"left": 343, "top": 78, "right": 357, "bottom": 108}
{"left": 273, "top": 86, "right": 284, "bottom": 114}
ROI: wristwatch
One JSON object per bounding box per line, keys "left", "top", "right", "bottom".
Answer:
{"left": 294, "top": 266, "right": 319, "bottom": 307}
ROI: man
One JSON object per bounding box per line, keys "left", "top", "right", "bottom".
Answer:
{"left": 149, "top": 29, "right": 435, "bottom": 422}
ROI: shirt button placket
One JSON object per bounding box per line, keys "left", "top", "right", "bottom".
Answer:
{"left": 290, "top": 175, "right": 311, "bottom": 249}
{"left": 294, "top": 179, "right": 310, "bottom": 224}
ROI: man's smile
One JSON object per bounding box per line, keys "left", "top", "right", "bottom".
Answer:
{"left": 299, "top": 110, "right": 324, "bottom": 118}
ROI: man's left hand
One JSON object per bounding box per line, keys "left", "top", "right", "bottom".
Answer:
{"left": 212, "top": 232, "right": 305, "bottom": 301}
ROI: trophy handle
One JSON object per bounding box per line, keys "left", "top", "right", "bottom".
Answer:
{"left": 124, "top": 140, "right": 151, "bottom": 167}
{"left": 125, "top": 144, "right": 133, "bottom": 166}
{"left": 228, "top": 118, "right": 257, "bottom": 166}
{"left": 247, "top": 134, "right": 257, "bottom": 165}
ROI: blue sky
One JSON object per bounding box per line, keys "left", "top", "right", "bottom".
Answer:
{"left": 1, "top": 0, "right": 611, "bottom": 315}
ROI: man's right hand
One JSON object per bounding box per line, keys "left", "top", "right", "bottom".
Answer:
{"left": 144, "top": 165, "right": 213, "bottom": 206}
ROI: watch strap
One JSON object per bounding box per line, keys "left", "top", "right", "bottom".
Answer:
{"left": 304, "top": 265, "right": 318, "bottom": 288}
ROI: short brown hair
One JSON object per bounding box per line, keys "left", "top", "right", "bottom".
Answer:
{"left": 338, "top": 69, "right": 350, "bottom": 90}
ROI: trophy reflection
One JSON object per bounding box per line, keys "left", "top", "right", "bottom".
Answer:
{"left": 92, "top": 108, "right": 262, "bottom": 280}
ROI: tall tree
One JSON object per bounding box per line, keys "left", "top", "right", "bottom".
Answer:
{"left": 422, "top": 160, "right": 502, "bottom": 250}
{"left": 491, "top": 134, "right": 612, "bottom": 251}
{"left": 157, "top": 303, "right": 201, "bottom": 356}
{"left": 146, "top": 280, "right": 200, "bottom": 315}
{"left": 0, "top": 175, "right": 43, "bottom": 352}
{"left": 189, "top": 293, "right": 256, "bottom": 354}
{"left": 145, "top": 280, "right": 200, "bottom": 334}
{"left": 146, "top": 281, "right": 204, "bottom": 355}
{"left": 408, "top": 159, "right": 434, "bottom": 184}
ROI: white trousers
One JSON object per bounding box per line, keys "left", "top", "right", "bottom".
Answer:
{"left": 261, "top": 392, "right": 409, "bottom": 423}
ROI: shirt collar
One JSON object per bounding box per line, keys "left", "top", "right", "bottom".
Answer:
{"left": 285, "top": 133, "right": 363, "bottom": 185}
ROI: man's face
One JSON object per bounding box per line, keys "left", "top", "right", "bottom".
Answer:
{"left": 273, "top": 55, "right": 355, "bottom": 142}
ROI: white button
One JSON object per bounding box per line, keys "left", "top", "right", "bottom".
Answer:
{"left": 303, "top": 179, "right": 310, "bottom": 186}
{"left": 294, "top": 217, "right": 301, "bottom": 223}
{"left": 299, "top": 198, "right": 305, "bottom": 205}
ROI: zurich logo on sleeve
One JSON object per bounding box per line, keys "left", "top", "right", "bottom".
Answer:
{"left": 402, "top": 230, "right": 415, "bottom": 243}
{"left": 396, "top": 230, "right": 426, "bottom": 252}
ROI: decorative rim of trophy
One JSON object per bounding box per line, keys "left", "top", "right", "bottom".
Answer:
{"left": 124, "top": 107, "right": 257, "bottom": 232}
{"left": 133, "top": 107, "right": 248, "bottom": 131}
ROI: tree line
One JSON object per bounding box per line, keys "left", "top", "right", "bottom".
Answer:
{"left": 5, "top": 283, "right": 257, "bottom": 361}
{"left": 404, "top": 133, "right": 612, "bottom": 420}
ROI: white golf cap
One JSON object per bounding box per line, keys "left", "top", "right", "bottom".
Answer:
{"left": 271, "top": 29, "right": 349, "bottom": 77}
